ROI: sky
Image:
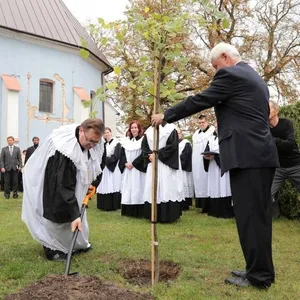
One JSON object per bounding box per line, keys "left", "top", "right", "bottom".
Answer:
{"left": 63, "top": 0, "right": 129, "bottom": 23}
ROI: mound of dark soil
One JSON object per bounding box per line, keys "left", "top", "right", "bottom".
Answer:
{"left": 118, "top": 259, "right": 181, "bottom": 285}
{"left": 5, "top": 275, "right": 153, "bottom": 300}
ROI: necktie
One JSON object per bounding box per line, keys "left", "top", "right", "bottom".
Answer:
{"left": 9, "top": 146, "right": 13, "bottom": 156}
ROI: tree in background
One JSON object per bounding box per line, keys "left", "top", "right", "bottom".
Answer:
{"left": 87, "top": 0, "right": 299, "bottom": 130}
{"left": 189, "top": 0, "right": 300, "bottom": 104}
{"left": 88, "top": 0, "right": 226, "bottom": 128}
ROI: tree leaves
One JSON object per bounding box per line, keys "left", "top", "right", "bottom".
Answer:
{"left": 79, "top": 49, "right": 89, "bottom": 59}
{"left": 86, "top": 0, "right": 299, "bottom": 128}
{"left": 114, "top": 66, "right": 121, "bottom": 75}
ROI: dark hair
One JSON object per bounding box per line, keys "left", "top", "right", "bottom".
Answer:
{"left": 105, "top": 127, "right": 112, "bottom": 132}
{"left": 81, "top": 118, "right": 105, "bottom": 135}
{"left": 198, "top": 114, "right": 207, "bottom": 120}
{"left": 7, "top": 136, "right": 14, "bottom": 140}
{"left": 32, "top": 136, "right": 39, "bottom": 142}
{"left": 126, "top": 120, "right": 144, "bottom": 139}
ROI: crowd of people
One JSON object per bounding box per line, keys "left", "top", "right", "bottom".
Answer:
{"left": 5, "top": 42, "right": 299, "bottom": 290}
{"left": 96, "top": 116, "right": 234, "bottom": 223}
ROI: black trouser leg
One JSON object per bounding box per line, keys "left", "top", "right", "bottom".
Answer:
{"left": 4, "top": 171, "right": 12, "bottom": 196}
{"left": 11, "top": 170, "right": 19, "bottom": 196}
{"left": 229, "top": 167, "right": 275, "bottom": 287}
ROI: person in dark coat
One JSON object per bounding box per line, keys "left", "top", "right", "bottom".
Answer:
{"left": 151, "top": 42, "right": 279, "bottom": 289}
{"left": 269, "top": 100, "right": 300, "bottom": 217}
{"left": 24, "top": 137, "right": 39, "bottom": 165}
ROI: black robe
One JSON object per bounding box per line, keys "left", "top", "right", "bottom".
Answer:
{"left": 141, "top": 129, "right": 179, "bottom": 170}
{"left": 105, "top": 139, "right": 122, "bottom": 172}
{"left": 97, "top": 139, "right": 121, "bottom": 211}
{"left": 43, "top": 127, "right": 104, "bottom": 223}
{"left": 119, "top": 136, "right": 147, "bottom": 174}
{"left": 179, "top": 140, "right": 192, "bottom": 172}
{"left": 24, "top": 144, "right": 38, "bottom": 165}
{"left": 142, "top": 128, "right": 182, "bottom": 223}
{"left": 179, "top": 139, "right": 193, "bottom": 210}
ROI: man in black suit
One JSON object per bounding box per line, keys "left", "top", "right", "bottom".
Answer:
{"left": 24, "top": 136, "right": 39, "bottom": 165}
{"left": 0, "top": 136, "right": 22, "bottom": 199}
{"left": 152, "top": 42, "right": 279, "bottom": 288}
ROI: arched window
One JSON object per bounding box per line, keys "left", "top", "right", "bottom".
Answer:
{"left": 39, "top": 79, "right": 54, "bottom": 113}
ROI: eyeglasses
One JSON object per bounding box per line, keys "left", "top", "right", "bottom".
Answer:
{"left": 83, "top": 130, "right": 100, "bottom": 146}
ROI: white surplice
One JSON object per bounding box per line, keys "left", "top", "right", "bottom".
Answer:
{"left": 120, "top": 136, "right": 146, "bottom": 205}
{"left": 21, "top": 124, "right": 104, "bottom": 253}
{"left": 97, "top": 138, "right": 122, "bottom": 194}
{"left": 192, "top": 126, "right": 215, "bottom": 198}
{"left": 143, "top": 124, "right": 184, "bottom": 204}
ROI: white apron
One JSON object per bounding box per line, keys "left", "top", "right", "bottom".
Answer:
{"left": 121, "top": 136, "right": 146, "bottom": 205}
{"left": 22, "top": 124, "right": 104, "bottom": 253}
{"left": 192, "top": 126, "right": 215, "bottom": 197}
{"left": 97, "top": 139, "right": 122, "bottom": 194}
{"left": 179, "top": 139, "right": 194, "bottom": 198}
{"left": 143, "top": 124, "right": 184, "bottom": 204}
{"left": 207, "top": 135, "right": 231, "bottom": 198}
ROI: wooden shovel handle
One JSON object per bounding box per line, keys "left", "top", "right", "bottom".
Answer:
{"left": 82, "top": 186, "right": 96, "bottom": 206}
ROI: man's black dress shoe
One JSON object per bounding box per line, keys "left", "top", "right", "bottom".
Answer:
{"left": 231, "top": 270, "right": 275, "bottom": 283}
{"left": 231, "top": 270, "right": 246, "bottom": 278}
{"left": 13, "top": 194, "right": 18, "bottom": 199}
{"left": 225, "top": 277, "right": 251, "bottom": 287}
{"left": 225, "top": 277, "right": 270, "bottom": 289}
{"left": 4, "top": 195, "right": 10, "bottom": 199}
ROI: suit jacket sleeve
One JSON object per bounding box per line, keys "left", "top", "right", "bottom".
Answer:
{"left": 24, "top": 147, "right": 33, "bottom": 165}
{"left": 24, "top": 149, "right": 30, "bottom": 165}
{"left": 17, "top": 148, "right": 22, "bottom": 168}
{"left": 0, "top": 148, "right": 4, "bottom": 169}
{"left": 164, "top": 68, "right": 233, "bottom": 123}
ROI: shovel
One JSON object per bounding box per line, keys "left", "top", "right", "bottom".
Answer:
{"left": 64, "top": 186, "right": 96, "bottom": 275}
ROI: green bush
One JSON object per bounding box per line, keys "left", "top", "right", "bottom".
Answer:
{"left": 276, "top": 102, "right": 300, "bottom": 219}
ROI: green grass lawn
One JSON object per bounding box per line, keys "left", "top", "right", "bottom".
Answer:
{"left": 1, "top": 194, "right": 300, "bottom": 299}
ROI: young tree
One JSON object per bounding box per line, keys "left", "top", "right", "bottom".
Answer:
{"left": 87, "top": 0, "right": 299, "bottom": 128}
{"left": 88, "top": 0, "right": 226, "bottom": 127}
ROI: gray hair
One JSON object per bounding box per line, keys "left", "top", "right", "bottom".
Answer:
{"left": 269, "top": 100, "right": 279, "bottom": 111}
{"left": 209, "top": 42, "right": 241, "bottom": 62}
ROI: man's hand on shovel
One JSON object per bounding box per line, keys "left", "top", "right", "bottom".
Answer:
{"left": 71, "top": 218, "right": 82, "bottom": 232}
{"left": 65, "top": 186, "right": 96, "bottom": 275}
{"left": 87, "top": 185, "right": 96, "bottom": 195}
{"left": 70, "top": 186, "right": 96, "bottom": 233}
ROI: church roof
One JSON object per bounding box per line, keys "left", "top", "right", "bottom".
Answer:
{"left": 0, "top": 0, "right": 112, "bottom": 72}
